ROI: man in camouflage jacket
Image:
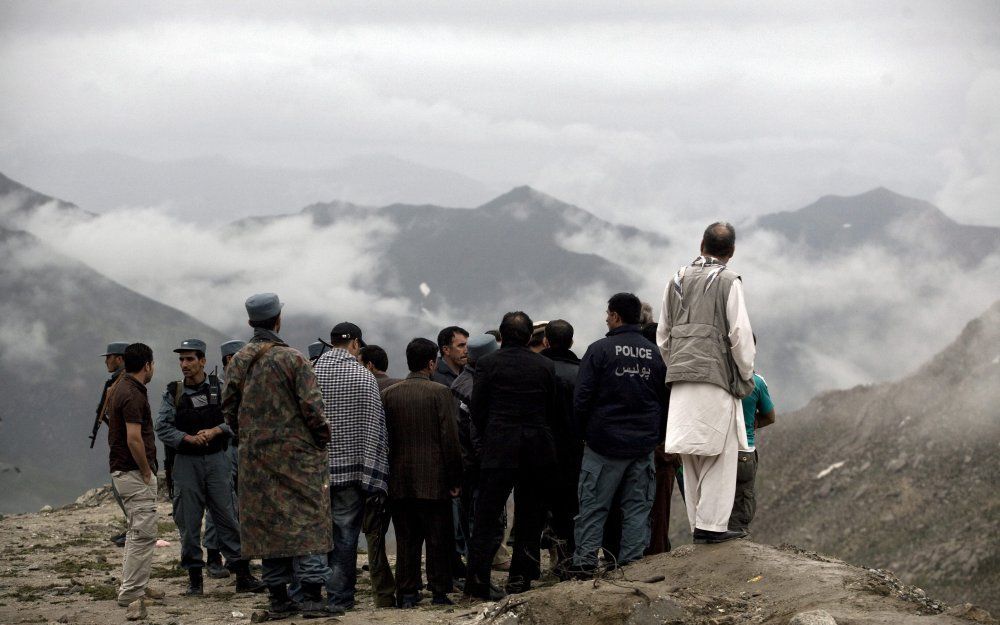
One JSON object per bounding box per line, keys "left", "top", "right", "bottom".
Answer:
{"left": 222, "top": 293, "right": 336, "bottom": 617}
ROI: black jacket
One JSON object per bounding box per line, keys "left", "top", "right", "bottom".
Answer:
{"left": 541, "top": 347, "right": 583, "bottom": 454}
{"left": 574, "top": 324, "right": 668, "bottom": 458}
{"left": 471, "top": 345, "right": 558, "bottom": 469}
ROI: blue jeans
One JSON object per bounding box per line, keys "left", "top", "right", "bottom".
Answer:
{"left": 573, "top": 447, "right": 655, "bottom": 568}
{"left": 263, "top": 555, "right": 329, "bottom": 587}
{"left": 326, "top": 483, "right": 365, "bottom": 609}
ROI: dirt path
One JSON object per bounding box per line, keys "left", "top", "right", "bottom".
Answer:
{"left": 1, "top": 494, "right": 994, "bottom": 625}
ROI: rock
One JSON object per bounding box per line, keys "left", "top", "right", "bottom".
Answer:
{"left": 56, "top": 616, "right": 71, "bottom": 623}
{"left": 27, "top": 563, "right": 40, "bottom": 570}
{"left": 39, "top": 505, "right": 53, "bottom": 513}
{"left": 945, "top": 603, "right": 997, "bottom": 624}
{"left": 232, "top": 611, "right": 245, "bottom": 618}
{"left": 125, "top": 598, "right": 147, "bottom": 621}
{"left": 250, "top": 610, "right": 269, "bottom": 623}
{"left": 789, "top": 609, "right": 838, "bottom": 625}
{"left": 95, "top": 554, "right": 107, "bottom": 564}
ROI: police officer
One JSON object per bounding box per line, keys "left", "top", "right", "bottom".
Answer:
{"left": 154, "top": 339, "right": 264, "bottom": 596}
{"left": 308, "top": 341, "right": 329, "bottom": 364}
{"left": 202, "top": 339, "right": 246, "bottom": 579}
{"left": 96, "top": 341, "right": 130, "bottom": 547}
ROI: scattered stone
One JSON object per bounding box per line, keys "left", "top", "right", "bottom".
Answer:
{"left": 232, "top": 611, "right": 245, "bottom": 618}
{"left": 95, "top": 554, "right": 107, "bottom": 564}
{"left": 945, "top": 603, "right": 996, "bottom": 624}
{"left": 789, "top": 609, "right": 838, "bottom": 625}
{"left": 250, "top": 610, "right": 269, "bottom": 622}
{"left": 56, "top": 615, "right": 71, "bottom": 623}
{"left": 39, "top": 505, "right": 53, "bottom": 513}
{"left": 125, "top": 598, "right": 147, "bottom": 621}
{"left": 27, "top": 563, "right": 40, "bottom": 570}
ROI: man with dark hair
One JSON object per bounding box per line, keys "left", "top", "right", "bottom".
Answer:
{"left": 106, "top": 342, "right": 160, "bottom": 610}
{"left": 156, "top": 339, "right": 264, "bottom": 596}
{"left": 465, "top": 311, "right": 558, "bottom": 600}
{"left": 360, "top": 345, "right": 400, "bottom": 391}
{"left": 572, "top": 294, "right": 668, "bottom": 572}
{"left": 313, "top": 321, "right": 389, "bottom": 613}
{"left": 94, "top": 341, "right": 130, "bottom": 547}
{"left": 223, "top": 293, "right": 335, "bottom": 617}
{"left": 657, "top": 222, "right": 755, "bottom": 544}
{"left": 528, "top": 321, "right": 548, "bottom": 353}
{"left": 382, "top": 338, "right": 463, "bottom": 607}
{"left": 539, "top": 320, "right": 583, "bottom": 577}
{"left": 357, "top": 342, "right": 398, "bottom": 608}
{"left": 433, "top": 326, "right": 469, "bottom": 387}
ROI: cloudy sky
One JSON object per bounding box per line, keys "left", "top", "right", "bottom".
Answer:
{"left": 1, "top": 1, "right": 998, "bottom": 226}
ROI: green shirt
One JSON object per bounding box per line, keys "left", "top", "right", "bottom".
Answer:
{"left": 741, "top": 373, "right": 774, "bottom": 448}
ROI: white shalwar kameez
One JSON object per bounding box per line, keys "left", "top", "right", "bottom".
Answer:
{"left": 656, "top": 277, "right": 755, "bottom": 533}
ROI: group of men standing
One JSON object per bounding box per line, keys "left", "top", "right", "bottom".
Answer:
{"left": 96, "top": 221, "right": 776, "bottom": 617}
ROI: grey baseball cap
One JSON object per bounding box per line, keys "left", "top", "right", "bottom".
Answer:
{"left": 468, "top": 334, "right": 499, "bottom": 363}
{"left": 173, "top": 338, "right": 207, "bottom": 354}
{"left": 220, "top": 340, "right": 246, "bottom": 359}
{"left": 308, "top": 341, "right": 329, "bottom": 359}
{"left": 245, "top": 292, "right": 283, "bottom": 321}
{"left": 101, "top": 341, "right": 129, "bottom": 357}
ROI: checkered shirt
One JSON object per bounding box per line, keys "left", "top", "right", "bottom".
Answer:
{"left": 313, "top": 348, "right": 389, "bottom": 494}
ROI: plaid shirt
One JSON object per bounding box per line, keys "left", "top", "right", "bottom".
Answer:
{"left": 313, "top": 348, "right": 389, "bottom": 494}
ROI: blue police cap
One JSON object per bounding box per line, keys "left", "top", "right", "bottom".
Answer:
{"left": 308, "top": 341, "right": 329, "bottom": 360}
{"left": 468, "top": 334, "right": 499, "bottom": 363}
{"left": 173, "top": 338, "right": 207, "bottom": 354}
{"left": 245, "top": 293, "right": 283, "bottom": 321}
{"left": 101, "top": 341, "right": 129, "bottom": 357}
{"left": 220, "top": 340, "right": 246, "bottom": 359}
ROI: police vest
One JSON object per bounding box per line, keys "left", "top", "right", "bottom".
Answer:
{"left": 168, "top": 376, "right": 227, "bottom": 455}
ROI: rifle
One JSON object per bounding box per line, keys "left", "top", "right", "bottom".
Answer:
{"left": 89, "top": 371, "right": 124, "bottom": 448}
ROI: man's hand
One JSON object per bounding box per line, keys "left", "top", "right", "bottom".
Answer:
{"left": 142, "top": 470, "right": 152, "bottom": 485}
{"left": 193, "top": 427, "right": 223, "bottom": 445}
{"left": 182, "top": 433, "right": 207, "bottom": 447}
{"left": 449, "top": 486, "right": 462, "bottom": 498}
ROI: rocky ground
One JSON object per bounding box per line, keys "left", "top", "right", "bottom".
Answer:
{"left": 1, "top": 489, "right": 996, "bottom": 625}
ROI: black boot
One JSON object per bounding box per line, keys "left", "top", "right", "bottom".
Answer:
{"left": 183, "top": 567, "right": 204, "bottom": 596}
{"left": 692, "top": 528, "right": 747, "bottom": 544}
{"left": 206, "top": 549, "right": 230, "bottom": 579}
{"left": 233, "top": 560, "right": 266, "bottom": 593}
{"left": 267, "top": 584, "right": 297, "bottom": 620}
{"left": 298, "top": 581, "right": 327, "bottom": 618}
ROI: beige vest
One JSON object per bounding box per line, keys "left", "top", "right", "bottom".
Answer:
{"left": 664, "top": 263, "right": 755, "bottom": 398}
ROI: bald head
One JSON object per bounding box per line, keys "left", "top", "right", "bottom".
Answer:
{"left": 701, "top": 221, "right": 736, "bottom": 260}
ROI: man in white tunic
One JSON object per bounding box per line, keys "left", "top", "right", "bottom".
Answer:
{"left": 656, "top": 222, "right": 756, "bottom": 543}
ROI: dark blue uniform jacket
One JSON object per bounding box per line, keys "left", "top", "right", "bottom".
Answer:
{"left": 573, "top": 324, "right": 668, "bottom": 458}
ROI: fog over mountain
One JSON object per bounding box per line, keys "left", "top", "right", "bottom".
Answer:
{"left": 753, "top": 300, "right": 1000, "bottom": 613}
{"left": 2, "top": 150, "right": 503, "bottom": 224}
{"left": 1, "top": 171, "right": 998, "bottom": 515}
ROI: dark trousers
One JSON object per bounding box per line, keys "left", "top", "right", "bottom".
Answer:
{"left": 728, "top": 451, "right": 758, "bottom": 532}
{"left": 547, "top": 452, "right": 582, "bottom": 576}
{"left": 172, "top": 451, "right": 243, "bottom": 570}
{"left": 362, "top": 493, "right": 396, "bottom": 607}
{"left": 327, "top": 484, "right": 364, "bottom": 609}
{"left": 467, "top": 467, "right": 548, "bottom": 592}
{"left": 645, "top": 450, "right": 679, "bottom": 555}
{"left": 390, "top": 498, "right": 454, "bottom": 598}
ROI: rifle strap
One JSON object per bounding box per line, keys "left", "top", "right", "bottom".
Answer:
{"left": 247, "top": 342, "right": 276, "bottom": 375}
{"left": 97, "top": 372, "right": 126, "bottom": 426}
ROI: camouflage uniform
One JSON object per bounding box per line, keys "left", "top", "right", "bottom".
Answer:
{"left": 222, "top": 328, "right": 333, "bottom": 559}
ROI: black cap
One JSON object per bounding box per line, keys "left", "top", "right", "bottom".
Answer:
{"left": 330, "top": 322, "right": 366, "bottom": 347}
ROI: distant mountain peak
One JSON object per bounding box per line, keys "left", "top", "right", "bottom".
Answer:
{"left": 477, "top": 185, "right": 563, "bottom": 211}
